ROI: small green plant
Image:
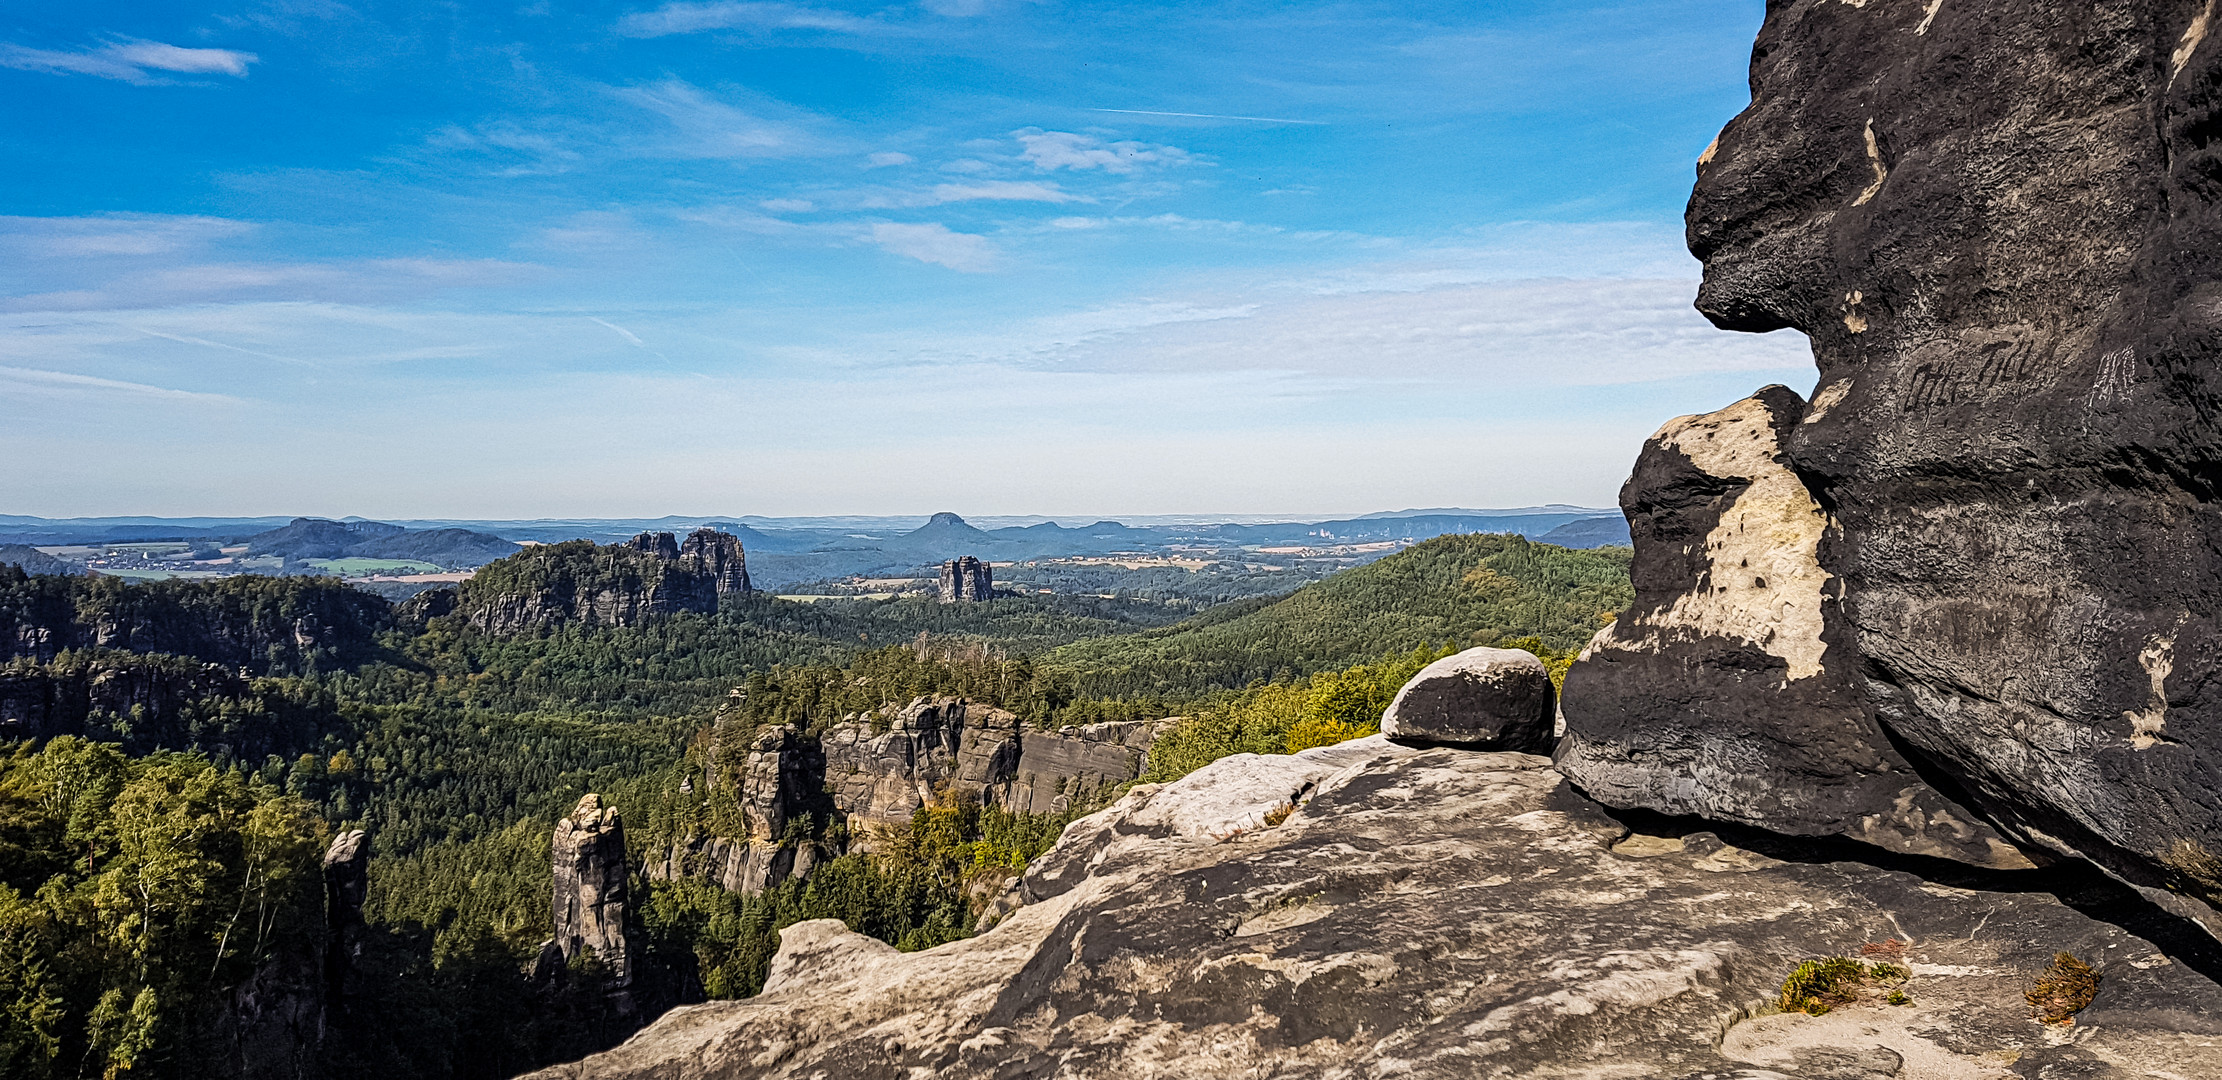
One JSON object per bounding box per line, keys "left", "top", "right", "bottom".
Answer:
{"left": 1868, "top": 961, "right": 1909, "bottom": 982}
{"left": 2027, "top": 952, "right": 2101, "bottom": 1024}
{"left": 1886, "top": 990, "right": 1911, "bottom": 1006}
{"left": 1778, "top": 957, "right": 1872, "bottom": 1015}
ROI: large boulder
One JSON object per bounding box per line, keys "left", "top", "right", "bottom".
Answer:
{"left": 1685, "top": 0, "right": 2222, "bottom": 909}
{"left": 1379, "top": 646, "right": 1554, "bottom": 751}
{"left": 521, "top": 742, "right": 2222, "bottom": 1080}
{"left": 1558, "top": 387, "right": 2032, "bottom": 869}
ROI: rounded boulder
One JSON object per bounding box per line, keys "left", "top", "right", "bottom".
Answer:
{"left": 1380, "top": 647, "right": 1555, "bottom": 752}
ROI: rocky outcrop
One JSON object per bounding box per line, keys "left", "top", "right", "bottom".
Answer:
{"left": 680, "top": 529, "right": 752, "bottom": 596}
{"left": 0, "top": 572, "right": 388, "bottom": 671}
{"left": 524, "top": 740, "right": 2222, "bottom": 1080}
{"left": 649, "top": 726, "right": 832, "bottom": 895}
{"left": 553, "top": 795, "right": 633, "bottom": 994}
{"left": 1652, "top": 0, "right": 2222, "bottom": 908}
{"left": 823, "top": 696, "right": 1158, "bottom": 837}
{"left": 460, "top": 530, "right": 750, "bottom": 635}
{"left": 1558, "top": 388, "right": 2033, "bottom": 870}
{"left": 652, "top": 698, "right": 1163, "bottom": 894}
{"left": 0, "top": 652, "right": 304, "bottom": 758}
{"left": 322, "top": 831, "right": 368, "bottom": 1009}
{"left": 937, "top": 556, "right": 991, "bottom": 603}
{"left": 1378, "top": 645, "right": 1555, "bottom": 750}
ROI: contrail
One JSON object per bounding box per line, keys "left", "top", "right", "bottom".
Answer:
{"left": 1087, "top": 108, "right": 1325, "bottom": 126}
{"left": 588, "top": 316, "right": 645, "bottom": 347}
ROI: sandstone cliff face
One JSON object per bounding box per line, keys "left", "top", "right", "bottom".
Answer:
{"left": 1558, "top": 387, "right": 2032, "bottom": 870}
{"left": 937, "top": 557, "right": 991, "bottom": 603}
{"left": 525, "top": 739, "right": 2222, "bottom": 1080}
{"left": 652, "top": 698, "right": 1162, "bottom": 895}
{"left": 461, "top": 529, "right": 750, "bottom": 636}
{"left": 0, "top": 574, "right": 388, "bottom": 671}
{"left": 823, "top": 696, "right": 1157, "bottom": 836}
{"left": 1675, "top": 0, "right": 2222, "bottom": 908}
{"left": 553, "top": 795, "right": 633, "bottom": 992}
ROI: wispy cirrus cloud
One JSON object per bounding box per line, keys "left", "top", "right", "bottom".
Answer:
{"left": 0, "top": 365, "right": 240, "bottom": 404}
{"left": 1, "top": 258, "right": 537, "bottom": 313}
{"left": 612, "top": 79, "right": 832, "bottom": 159}
{"left": 870, "top": 222, "right": 997, "bottom": 272}
{"left": 850, "top": 180, "right": 1084, "bottom": 209}
{"left": 0, "top": 39, "right": 257, "bottom": 83}
{"left": 0, "top": 214, "right": 255, "bottom": 258}
{"left": 1016, "top": 130, "right": 1193, "bottom": 173}
{"left": 616, "top": 2, "right": 881, "bottom": 37}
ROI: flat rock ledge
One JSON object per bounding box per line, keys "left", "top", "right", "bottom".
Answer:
{"left": 523, "top": 738, "right": 2222, "bottom": 1079}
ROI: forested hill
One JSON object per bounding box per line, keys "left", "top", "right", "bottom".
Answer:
{"left": 0, "top": 530, "right": 1634, "bottom": 1080}
{"left": 1042, "top": 533, "right": 1634, "bottom": 697}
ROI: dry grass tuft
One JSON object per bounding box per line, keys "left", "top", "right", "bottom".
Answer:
{"left": 2026, "top": 952, "right": 2101, "bottom": 1025}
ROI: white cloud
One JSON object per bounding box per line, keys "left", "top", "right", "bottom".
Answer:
{"left": 0, "top": 39, "right": 256, "bottom": 83}
{"left": 0, "top": 214, "right": 255, "bottom": 258}
{"left": 760, "top": 198, "right": 817, "bottom": 213}
{"left": 1022, "top": 277, "right": 1809, "bottom": 386}
{"left": 0, "top": 258, "right": 538, "bottom": 312}
{"left": 616, "top": 2, "right": 879, "bottom": 37}
{"left": 0, "top": 365, "right": 238, "bottom": 403}
{"left": 870, "top": 223, "right": 997, "bottom": 272}
{"left": 612, "top": 80, "right": 827, "bottom": 159}
{"left": 850, "top": 181, "right": 1085, "bottom": 208}
{"left": 864, "top": 151, "right": 914, "bottom": 168}
{"left": 1016, "top": 130, "right": 1193, "bottom": 173}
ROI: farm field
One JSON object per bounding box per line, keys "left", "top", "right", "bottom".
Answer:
{"left": 303, "top": 558, "right": 446, "bottom": 576}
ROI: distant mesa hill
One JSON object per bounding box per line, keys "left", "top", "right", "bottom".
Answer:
{"left": 1537, "top": 516, "right": 1631, "bottom": 549}
{"left": 245, "top": 517, "right": 521, "bottom": 568}
{"left": 0, "top": 566, "right": 390, "bottom": 673}
{"left": 0, "top": 545, "right": 85, "bottom": 577}
{"left": 1044, "top": 532, "right": 1635, "bottom": 696}
{"left": 456, "top": 528, "right": 750, "bottom": 635}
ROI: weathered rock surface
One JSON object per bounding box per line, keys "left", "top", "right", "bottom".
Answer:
{"left": 937, "top": 556, "right": 992, "bottom": 603}
{"left": 323, "top": 830, "right": 368, "bottom": 1008}
{"left": 0, "top": 571, "right": 388, "bottom": 671}
{"left": 524, "top": 742, "right": 2222, "bottom": 1079}
{"left": 822, "top": 696, "right": 1160, "bottom": 835}
{"left": 650, "top": 725, "right": 833, "bottom": 895}
{"left": 461, "top": 529, "right": 750, "bottom": 635}
{"left": 1678, "top": 0, "right": 2222, "bottom": 908}
{"left": 1558, "top": 387, "right": 2032, "bottom": 870}
{"left": 553, "top": 794, "right": 633, "bottom": 991}
{"left": 1379, "top": 645, "right": 1555, "bottom": 751}
{"left": 0, "top": 652, "right": 249, "bottom": 743}
{"left": 652, "top": 698, "right": 1165, "bottom": 894}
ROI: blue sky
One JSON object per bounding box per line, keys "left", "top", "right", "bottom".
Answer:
{"left": 0, "top": 0, "right": 1809, "bottom": 519}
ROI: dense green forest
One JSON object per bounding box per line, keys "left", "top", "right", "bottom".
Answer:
{"left": 0, "top": 533, "right": 1631, "bottom": 1079}
{"left": 1043, "top": 533, "right": 1632, "bottom": 695}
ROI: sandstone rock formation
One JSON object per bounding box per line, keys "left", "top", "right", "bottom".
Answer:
{"left": 553, "top": 795, "right": 633, "bottom": 993}
{"left": 1378, "top": 645, "right": 1555, "bottom": 751}
{"left": 822, "top": 696, "right": 1157, "bottom": 835}
{"left": 1558, "top": 387, "right": 2032, "bottom": 869}
{"left": 322, "top": 830, "right": 369, "bottom": 1009}
{"left": 1660, "top": 0, "right": 2222, "bottom": 909}
{"left": 0, "top": 575, "right": 388, "bottom": 671}
{"left": 461, "top": 530, "right": 750, "bottom": 635}
{"left": 937, "top": 556, "right": 991, "bottom": 603}
{"left": 525, "top": 740, "right": 2222, "bottom": 1079}
{"left": 652, "top": 698, "right": 1163, "bottom": 894}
